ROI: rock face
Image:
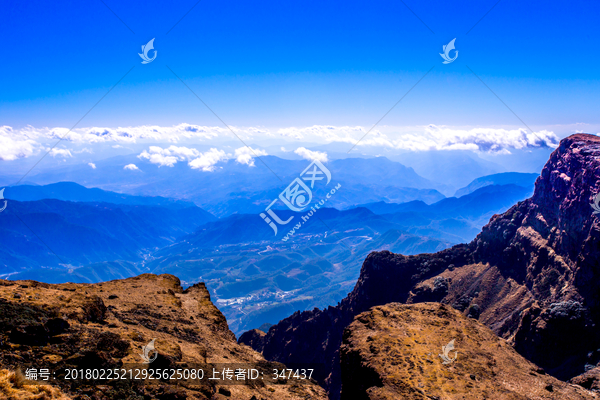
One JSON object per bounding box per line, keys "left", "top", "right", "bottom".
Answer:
{"left": 571, "top": 367, "right": 600, "bottom": 392}
{"left": 340, "top": 302, "right": 597, "bottom": 400}
{"left": 0, "top": 274, "right": 327, "bottom": 400}
{"left": 253, "top": 134, "right": 600, "bottom": 399}
{"left": 238, "top": 329, "right": 267, "bottom": 353}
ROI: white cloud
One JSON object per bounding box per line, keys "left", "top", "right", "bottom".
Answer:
{"left": 123, "top": 163, "right": 139, "bottom": 171}
{"left": 137, "top": 145, "right": 202, "bottom": 167}
{"left": 278, "top": 125, "right": 367, "bottom": 144}
{"left": 0, "top": 126, "right": 40, "bottom": 160}
{"left": 188, "top": 148, "right": 228, "bottom": 172}
{"left": 88, "top": 162, "right": 96, "bottom": 169}
{"left": 7, "top": 123, "right": 262, "bottom": 145}
{"left": 0, "top": 137, "right": 38, "bottom": 161}
{"left": 49, "top": 148, "right": 73, "bottom": 158}
{"left": 279, "top": 124, "right": 560, "bottom": 153}
{"left": 137, "top": 145, "right": 264, "bottom": 171}
{"left": 388, "top": 126, "right": 560, "bottom": 152}
{"left": 234, "top": 147, "right": 267, "bottom": 166}
{"left": 294, "top": 147, "right": 328, "bottom": 162}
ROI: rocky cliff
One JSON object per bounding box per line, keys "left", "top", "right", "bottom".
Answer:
{"left": 245, "top": 133, "right": 600, "bottom": 399}
{"left": 0, "top": 274, "right": 327, "bottom": 400}
{"left": 340, "top": 302, "right": 596, "bottom": 399}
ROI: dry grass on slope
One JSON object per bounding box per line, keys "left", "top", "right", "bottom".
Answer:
{"left": 0, "top": 369, "right": 71, "bottom": 400}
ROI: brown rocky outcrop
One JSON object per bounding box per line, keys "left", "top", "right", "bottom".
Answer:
{"left": 253, "top": 134, "right": 600, "bottom": 399}
{"left": 238, "top": 329, "right": 267, "bottom": 353}
{"left": 571, "top": 367, "right": 600, "bottom": 392}
{"left": 340, "top": 302, "right": 597, "bottom": 399}
{"left": 0, "top": 274, "right": 327, "bottom": 400}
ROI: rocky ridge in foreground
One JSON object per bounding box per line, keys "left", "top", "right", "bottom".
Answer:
{"left": 0, "top": 274, "right": 327, "bottom": 400}
{"left": 341, "top": 302, "right": 596, "bottom": 399}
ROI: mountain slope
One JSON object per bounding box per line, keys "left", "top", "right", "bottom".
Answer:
{"left": 245, "top": 133, "right": 600, "bottom": 399}
{"left": 340, "top": 302, "right": 596, "bottom": 400}
{"left": 0, "top": 199, "right": 215, "bottom": 273}
{"left": 0, "top": 274, "right": 327, "bottom": 399}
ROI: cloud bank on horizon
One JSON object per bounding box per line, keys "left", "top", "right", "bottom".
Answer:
{"left": 137, "top": 145, "right": 267, "bottom": 171}
{"left": 0, "top": 123, "right": 563, "bottom": 162}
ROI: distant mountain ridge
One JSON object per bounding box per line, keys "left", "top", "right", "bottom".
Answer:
{"left": 358, "top": 183, "right": 534, "bottom": 242}
{"left": 5, "top": 181, "right": 196, "bottom": 209}
{"left": 454, "top": 171, "right": 538, "bottom": 197}
{"left": 0, "top": 198, "right": 215, "bottom": 274}
{"left": 23, "top": 155, "right": 448, "bottom": 216}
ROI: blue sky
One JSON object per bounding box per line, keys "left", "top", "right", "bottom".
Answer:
{"left": 1, "top": 0, "right": 599, "bottom": 130}
{"left": 0, "top": 0, "right": 598, "bottom": 182}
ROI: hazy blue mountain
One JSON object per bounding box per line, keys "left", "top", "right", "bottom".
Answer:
{"left": 388, "top": 150, "right": 505, "bottom": 193}
{"left": 4, "top": 182, "right": 197, "bottom": 208}
{"left": 454, "top": 172, "right": 538, "bottom": 197}
{"left": 476, "top": 147, "right": 554, "bottom": 174}
{"left": 428, "top": 184, "right": 533, "bottom": 219}
{"left": 364, "top": 184, "right": 532, "bottom": 218}
{"left": 358, "top": 184, "right": 534, "bottom": 242}
{"left": 0, "top": 199, "right": 215, "bottom": 273}
{"left": 26, "top": 155, "right": 446, "bottom": 216}
{"left": 196, "top": 185, "right": 444, "bottom": 217}
{"left": 5, "top": 261, "right": 145, "bottom": 284}
{"left": 359, "top": 200, "right": 430, "bottom": 214}
{"left": 155, "top": 207, "right": 404, "bottom": 250}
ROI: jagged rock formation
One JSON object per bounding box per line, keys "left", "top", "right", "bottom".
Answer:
{"left": 572, "top": 367, "right": 600, "bottom": 392}
{"left": 238, "top": 329, "right": 267, "bottom": 353}
{"left": 340, "top": 302, "right": 597, "bottom": 399}
{"left": 245, "top": 133, "right": 600, "bottom": 399}
{"left": 0, "top": 274, "right": 327, "bottom": 400}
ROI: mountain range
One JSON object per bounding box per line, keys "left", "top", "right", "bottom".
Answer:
{"left": 0, "top": 170, "right": 537, "bottom": 335}
{"left": 240, "top": 134, "right": 600, "bottom": 399}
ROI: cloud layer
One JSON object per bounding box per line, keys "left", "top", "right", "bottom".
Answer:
{"left": 277, "top": 125, "right": 560, "bottom": 152}
{"left": 0, "top": 123, "right": 562, "bottom": 161}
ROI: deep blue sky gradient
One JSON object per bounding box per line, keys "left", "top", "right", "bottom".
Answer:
{"left": 1, "top": 0, "right": 598, "bottom": 132}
